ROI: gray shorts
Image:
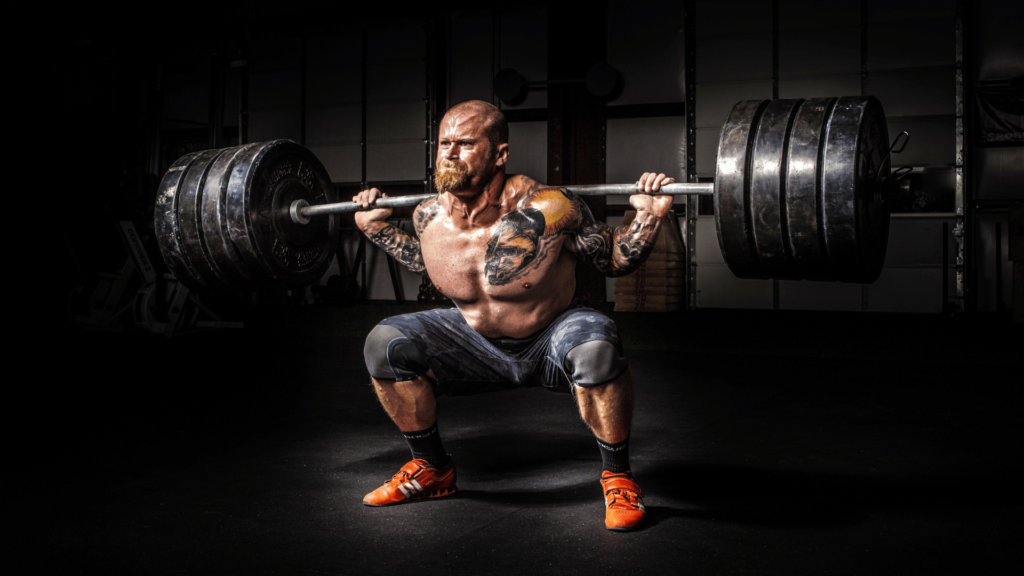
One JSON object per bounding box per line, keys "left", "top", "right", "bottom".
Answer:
{"left": 378, "top": 303, "right": 627, "bottom": 396}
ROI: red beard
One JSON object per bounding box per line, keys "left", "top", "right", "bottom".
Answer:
{"left": 434, "top": 160, "right": 471, "bottom": 193}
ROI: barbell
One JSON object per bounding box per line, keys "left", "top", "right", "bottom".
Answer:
{"left": 155, "top": 95, "right": 908, "bottom": 294}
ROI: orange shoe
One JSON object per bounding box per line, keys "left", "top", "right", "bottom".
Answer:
{"left": 363, "top": 457, "right": 458, "bottom": 506}
{"left": 601, "top": 470, "right": 645, "bottom": 531}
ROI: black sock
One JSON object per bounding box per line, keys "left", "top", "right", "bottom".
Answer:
{"left": 403, "top": 422, "right": 450, "bottom": 469}
{"left": 596, "top": 435, "right": 631, "bottom": 474}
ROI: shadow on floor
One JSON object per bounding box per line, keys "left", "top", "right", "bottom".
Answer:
{"left": 639, "top": 460, "right": 1024, "bottom": 529}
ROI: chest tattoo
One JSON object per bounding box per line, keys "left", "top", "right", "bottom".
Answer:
{"left": 484, "top": 188, "right": 579, "bottom": 285}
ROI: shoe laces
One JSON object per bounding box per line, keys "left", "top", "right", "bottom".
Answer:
{"left": 386, "top": 465, "right": 420, "bottom": 487}
{"left": 606, "top": 487, "right": 642, "bottom": 509}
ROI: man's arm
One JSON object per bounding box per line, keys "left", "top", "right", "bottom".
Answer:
{"left": 353, "top": 188, "right": 428, "bottom": 276}
{"left": 570, "top": 172, "right": 675, "bottom": 277}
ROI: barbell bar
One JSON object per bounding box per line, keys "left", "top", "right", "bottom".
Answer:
{"left": 288, "top": 183, "right": 715, "bottom": 224}
{"left": 155, "top": 95, "right": 908, "bottom": 294}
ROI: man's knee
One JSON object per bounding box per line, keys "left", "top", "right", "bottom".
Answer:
{"left": 565, "top": 340, "right": 628, "bottom": 387}
{"left": 364, "top": 324, "right": 429, "bottom": 381}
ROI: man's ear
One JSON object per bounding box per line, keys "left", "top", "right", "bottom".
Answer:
{"left": 495, "top": 142, "right": 510, "bottom": 167}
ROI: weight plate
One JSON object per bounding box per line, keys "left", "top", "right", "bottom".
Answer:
{"left": 749, "top": 98, "right": 803, "bottom": 279}
{"left": 785, "top": 97, "right": 838, "bottom": 281}
{"left": 201, "top": 143, "right": 262, "bottom": 291}
{"left": 154, "top": 151, "right": 208, "bottom": 292}
{"left": 176, "top": 147, "right": 237, "bottom": 291}
{"left": 225, "top": 140, "right": 338, "bottom": 288}
{"left": 821, "top": 96, "right": 890, "bottom": 283}
{"left": 715, "top": 99, "right": 771, "bottom": 279}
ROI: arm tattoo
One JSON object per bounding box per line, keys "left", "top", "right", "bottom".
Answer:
{"left": 367, "top": 225, "right": 427, "bottom": 276}
{"left": 570, "top": 193, "right": 662, "bottom": 277}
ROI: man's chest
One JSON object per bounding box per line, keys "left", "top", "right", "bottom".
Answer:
{"left": 420, "top": 213, "right": 570, "bottom": 289}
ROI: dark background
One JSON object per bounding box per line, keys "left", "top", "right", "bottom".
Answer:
{"left": 43, "top": 1, "right": 1023, "bottom": 574}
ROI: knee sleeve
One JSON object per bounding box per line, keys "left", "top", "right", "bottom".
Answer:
{"left": 364, "top": 324, "right": 429, "bottom": 381}
{"left": 565, "top": 340, "right": 628, "bottom": 387}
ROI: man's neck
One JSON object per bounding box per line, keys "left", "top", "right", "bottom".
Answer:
{"left": 443, "top": 172, "right": 506, "bottom": 229}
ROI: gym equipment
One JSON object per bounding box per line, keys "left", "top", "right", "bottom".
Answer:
{"left": 154, "top": 96, "right": 909, "bottom": 292}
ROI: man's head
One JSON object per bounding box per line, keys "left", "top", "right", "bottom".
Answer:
{"left": 435, "top": 100, "right": 509, "bottom": 195}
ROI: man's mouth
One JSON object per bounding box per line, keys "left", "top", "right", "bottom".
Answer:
{"left": 435, "top": 160, "right": 470, "bottom": 192}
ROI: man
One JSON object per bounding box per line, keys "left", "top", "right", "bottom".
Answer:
{"left": 353, "top": 100, "right": 674, "bottom": 531}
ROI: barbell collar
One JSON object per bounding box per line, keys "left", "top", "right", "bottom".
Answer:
{"left": 292, "top": 182, "right": 714, "bottom": 224}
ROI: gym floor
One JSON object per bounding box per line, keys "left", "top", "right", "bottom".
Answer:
{"left": 41, "top": 304, "right": 1021, "bottom": 574}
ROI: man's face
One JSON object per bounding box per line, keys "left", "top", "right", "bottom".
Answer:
{"left": 435, "top": 110, "right": 503, "bottom": 195}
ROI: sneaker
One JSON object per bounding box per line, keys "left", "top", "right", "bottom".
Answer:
{"left": 601, "top": 470, "right": 645, "bottom": 531}
{"left": 363, "top": 456, "right": 457, "bottom": 506}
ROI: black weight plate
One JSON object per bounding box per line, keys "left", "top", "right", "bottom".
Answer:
{"left": 821, "top": 96, "right": 890, "bottom": 283}
{"left": 715, "top": 99, "right": 771, "bottom": 279}
{"left": 154, "top": 151, "right": 208, "bottom": 292}
{"left": 225, "top": 140, "right": 338, "bottom": 288}
{"left": 784, "top": 97, "right": 838, "bottom": 281}
{"left": 176, "top": 147, "right": 237, "bottom": 291}
{"left": 749, "top": 98, "right": 803, "bottom": 279}
{"left": 854, "top": 99, "right": 891, "bottom": 283}
{"left": 200, "top": 143, "right": 262, "bottom": 291}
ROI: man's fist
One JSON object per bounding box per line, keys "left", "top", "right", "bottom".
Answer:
{"left": 631, "top": 172, "right": 675, "bottom": 218}
{"left": 352, "top": 188, "right": 392, "bottom": 230}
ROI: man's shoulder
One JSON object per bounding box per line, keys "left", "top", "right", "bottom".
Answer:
{"left": 414, "top": 196, "right": 444, "bottom": 234}
{"left": 522, "top": 186, "right": 580, "bottom": 235}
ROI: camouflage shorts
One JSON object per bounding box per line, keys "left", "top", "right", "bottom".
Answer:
{"left": 379, "top": 302, "right": 625, "bottom": 396}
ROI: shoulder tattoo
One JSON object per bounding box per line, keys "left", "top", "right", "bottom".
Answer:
{"left": 484, "top": 187, "right": 580, "bottom": 285}
{"left": 414, "top": 198, "right": 443, "bottom": 236}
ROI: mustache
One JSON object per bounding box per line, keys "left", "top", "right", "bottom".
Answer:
{"left": 434, "top": 160, "right": 470, "bottom": 192}
{"left": 437, "top": 160, "right": 467, "bottom": 173}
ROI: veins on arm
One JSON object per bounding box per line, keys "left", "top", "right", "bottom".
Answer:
{"left": 570, "top": 193, "right": 663, "bottom": 277}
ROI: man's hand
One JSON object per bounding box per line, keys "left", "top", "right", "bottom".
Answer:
{"left": 353, "top": 188, "right": 392, "bottom": 231}
{"left": 630, "top": 172, "right": 675, "bottom": 219}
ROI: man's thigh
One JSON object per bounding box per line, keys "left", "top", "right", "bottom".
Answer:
{"left": 368, "top": 305, "right": 628, "bottom": 395}
{"left": 376, "top": 308, "right": 520, "bottom": 396}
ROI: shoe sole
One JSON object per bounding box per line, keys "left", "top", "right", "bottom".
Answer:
{"left": 606, "top": 523, "right": 642, "bottom": 532}
{"left": 363, "top": 485, "right": 458, "bottom": 507}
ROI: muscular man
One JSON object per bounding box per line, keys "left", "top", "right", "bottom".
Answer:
{"left": 354, "top": 100, "right": 673, "bottom": 531}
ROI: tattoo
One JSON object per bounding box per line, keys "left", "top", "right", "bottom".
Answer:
{"left": 571, "top": 194, "right": 660, "bottom": 277}
{"left": 483, "top": 187, "right": 578, "bottom": 286}
{"left": 367, "top": 225, "right": 427, "bottom": 276}
{"left": 485, "top": 208, "right": 551, "bottom": 284}
{"left": 413, "top": 198, "right": 443, "bottom": 236}
{"left": 481, "top": 185, "right": 662, "bottom": 284}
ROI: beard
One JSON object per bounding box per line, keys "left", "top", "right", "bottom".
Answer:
{"left": 434, "top": 159, "right": 472, "bottom": 193}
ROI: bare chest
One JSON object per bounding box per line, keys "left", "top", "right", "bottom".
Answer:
{"left": 419, "top": 216, "right": 570, "bottom": 302}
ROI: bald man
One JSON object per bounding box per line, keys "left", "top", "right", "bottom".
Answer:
{"left": 353, "top": 100, "right": 674, "bottom": 531}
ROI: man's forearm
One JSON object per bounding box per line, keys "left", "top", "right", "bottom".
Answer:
{"left": 575, "top": 210, "right": 664, "bottom": 277}
{"left": 361, "top": 221, "right": 428, "bottom": 275}
{"left": 610, "top": 210, "right": 663, "bottom": 274}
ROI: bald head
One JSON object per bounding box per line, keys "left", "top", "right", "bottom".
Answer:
{"left": 443, "top": 100, "right": 508, "bottom": 149}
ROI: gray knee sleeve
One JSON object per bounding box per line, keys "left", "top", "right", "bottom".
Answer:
{"left": 565, "top": 340, "right": 628, "bottom": 387}
{"left": 364, "top": 324, "right": 429, "bottom": 381}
